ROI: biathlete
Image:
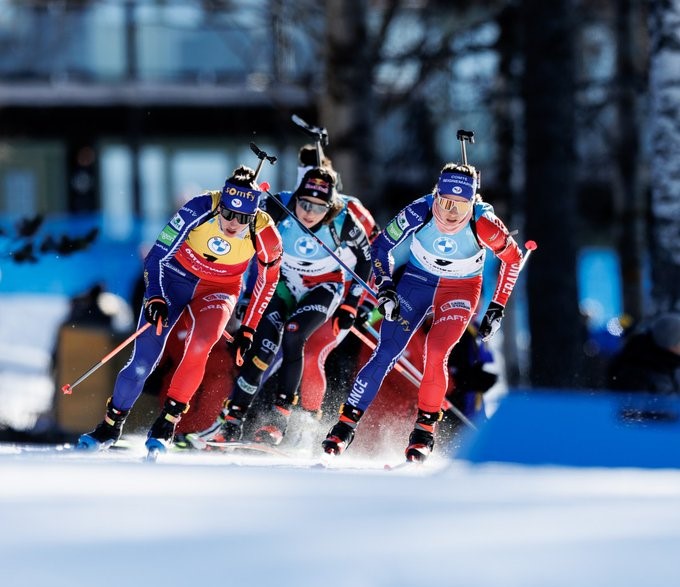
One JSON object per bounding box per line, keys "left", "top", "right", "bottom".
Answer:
{"left": 322, "top": 162, "right": 523, "bottom": 462}
{"left": 77, "top": 165, "right": 282, "bottom": 452}
{"left": 187, "top": 166, "right": 372, "bottom": 447}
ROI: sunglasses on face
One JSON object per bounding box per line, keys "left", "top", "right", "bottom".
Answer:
{"left": 220, "top": 206, "right": 254, "bottom": 224}
{"left": 297, "top": 198, "right": 330, "bottom": 214}
{"left": 436, "top": 195, "right": 472, "bottom": 214}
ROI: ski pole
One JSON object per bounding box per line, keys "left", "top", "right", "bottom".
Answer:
{"left": 349, "top": 326, "right": 421, "bottom": 387}
{"left": 363, "top": 322, "right": 423, "bottom": 382}
{"left": 349, "top": 325, "right": 478, "bottom": 432}
{"left": 61, "top": 322, "right": 151, "bottom": 395}
{"left": 255, "top": 179, "right": 379, "bottom": 301}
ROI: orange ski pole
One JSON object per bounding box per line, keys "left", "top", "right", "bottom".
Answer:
{"left": 61, "top": 322, "right": 152, "bottom": 395}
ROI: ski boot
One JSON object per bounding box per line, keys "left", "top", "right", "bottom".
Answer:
{"left": 405, "top": 409, "right": 442, "bottom": 463}
{"left": 145, "top": 398, "right": 188, "bottom": 454}
{"left": 253, "top": 392, "right": 296, "bottom": 446}
{"left": 186, "top": 400, "right": 246, "bottom": 450}
{"left": 321, "top": 404, "right": 363, "bottom": 456}
{"left": 253, "top": 405, "right": 291, "bottom": 446}
{"left": 76, "top": 398, "right": 129, "bottom": 451}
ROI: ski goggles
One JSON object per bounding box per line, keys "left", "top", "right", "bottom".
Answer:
{"left": 297, "top": 197, "right": 330, "bottom": 214}
{"left": 220, "top": 206, "right": 254, "bottom": 224}
{"left": 436, "top": 195, "right": 473, "bottom": 214}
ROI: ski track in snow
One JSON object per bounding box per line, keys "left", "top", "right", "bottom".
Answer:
{"left": 1, "top": 296, "right": 679, "bottom": 586}
{"left": 1, "top": 436, "right": 680, "bottom": 587}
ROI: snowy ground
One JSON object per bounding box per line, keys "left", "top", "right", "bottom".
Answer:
{"left": 2, "top": 440, "right": 680, "bottom": 587}
{"left": 2, "top": 294, "right": 680, "bottom": 587}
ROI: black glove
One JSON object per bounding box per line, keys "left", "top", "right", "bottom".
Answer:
{"left": 144, "top": 297, "right": 168, "bottom": 327}
{"left": 377, "top": 287, "right": 400, "bottom": 322}
{"left": 233, "top": 325, "right": 255, "bottom": 366}
{"left": 332, "top": 305, "right": 357, "bottom": 335}
{"left": 478, "top": 301, "right": 505, "bottom": 342}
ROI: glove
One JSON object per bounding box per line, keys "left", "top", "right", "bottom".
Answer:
{"left": 144, "top": 297, "right": 168, "bottom": 328}
{"left": 233, "top": 325, "right": 255, "bottom": 366}
{"left": 478, "top": 301, "right": 505, "bottom": 342}
{"left": 377, "top": 287, "right": 400, "bottom": 322}
{"left": 332, "top": 304, "right": 357, "bottom": 336}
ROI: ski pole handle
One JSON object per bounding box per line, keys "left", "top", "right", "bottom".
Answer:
{"left": 61, "top": 322, "right": 151, "bottom": 395}
{"left": 519, "top": 240, "right": 537, "bottom": 271}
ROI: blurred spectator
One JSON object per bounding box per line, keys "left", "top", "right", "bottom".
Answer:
{"left": 606, "top": 313, "right": 680, "bottom": 394}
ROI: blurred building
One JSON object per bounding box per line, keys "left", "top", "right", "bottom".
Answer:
{"left": 0, "top": 0, "right": 319, "bottom": 299}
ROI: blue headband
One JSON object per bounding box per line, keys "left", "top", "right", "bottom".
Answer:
{"left": 436, "top": 172, "right": 477, "bottom": 201}
{"left": 220, "top": 181, "right": 261, "bottom": 215}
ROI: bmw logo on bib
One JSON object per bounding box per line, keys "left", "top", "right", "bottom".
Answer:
{"left": 208, "top": 236, "right": 231, "bottom": 255}
{"left": 434, "top": 236, "right": 457, "bottom": 255}
{"left": 295, "top": 236, "right": 318, "bottom": 257}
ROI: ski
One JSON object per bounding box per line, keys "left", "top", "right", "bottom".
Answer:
{"left": 202, "top": 440, "right": 290, "bottom": 458}
{"left": 145, "top": 447, "right": 161, "bottom": 463}
{"left": 144, "top": 438, "right": 167, "bottom": 463}
{"left": 384, "top": 460, "right": 420, "bottom": 471}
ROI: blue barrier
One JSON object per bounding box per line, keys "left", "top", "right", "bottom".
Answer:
{"left": 457, "top": 388, "right": 680, "bottom": 469}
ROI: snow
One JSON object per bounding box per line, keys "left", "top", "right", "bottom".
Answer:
{"left": 1, "top": 441, "right": 680, "bottom": 587}
{"left": 1, "top": 296, "right": 680, "bottom": 587}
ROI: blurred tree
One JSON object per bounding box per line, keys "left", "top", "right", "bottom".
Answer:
{"left": 648, "top": 0, "right": 680, "bottom": 312}
{"left": 321, "top": 0, "right": 376, "bottom": 200}
{"left": 523, "top": 0, "right": 585, "bottom": 387}
{"left": 613, "top": 0, "right": 645, "bottom": 323}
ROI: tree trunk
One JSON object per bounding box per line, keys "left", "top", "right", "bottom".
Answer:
{"left": 613, "top": 0, "right": 644, "bottom": 322}
{"left": 321, "top": 0, "right": 375, "bottom": 203}
{"left": 522, "top": 0, "right": 585, "bottom": 387}
{"left": 648, "top": 0, "right": 680, "bottom": 312}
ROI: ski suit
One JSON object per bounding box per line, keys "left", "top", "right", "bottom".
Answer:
{"left": 258, "top": 195, "right": 378, "bottom": 413}
{"left": 228, "top": 191, "right": 372, "bottom": 412}
{"left": 347, "top": 194, "right": 522, "bottom": 415}
{"left": 111, "top": 191, "right": 281, "bottom": 411}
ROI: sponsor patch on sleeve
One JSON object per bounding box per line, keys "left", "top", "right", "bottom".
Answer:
{"left": 386, "top": 220, "right": 404, "bottom": 241}
{"left": 170, "top": 214, "right": 185, "bottom": 231}
{"left": 396, "top": 211, "right": 409, "bottom": 230}
{"left": 158, "top": 226, "right": 179, "bottom": 246}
